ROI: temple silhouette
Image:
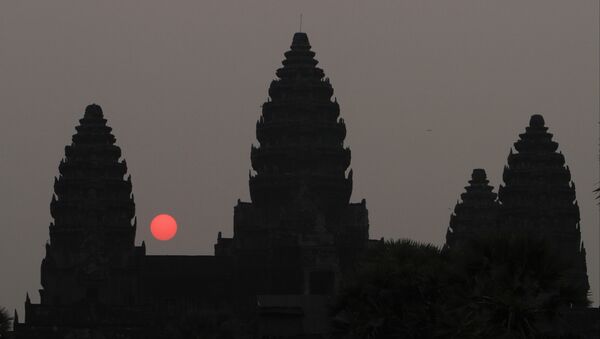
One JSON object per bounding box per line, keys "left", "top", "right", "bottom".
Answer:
{"left": 13, "top": 32, "right": 593, "bottom": 338}
{"left": 445, "top": 115, "right": 590, "bottom": 304}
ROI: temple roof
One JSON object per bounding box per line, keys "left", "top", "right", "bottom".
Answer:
{"left": 498, "top": 114, "right": 581, "bottom": 234}
{"left": 51, "top": 104, "right": 135, "bottom": 231}
{"left": 250, "top": 32, "right": 352, "bottom": 211}
{"left": 529, "top": 114, "right": 545, "bottom": 128}
{"left": 513, "top": 114, "right": 558, "bottom": 154}
{"left": 83, "top": 103, "right": 104, "bottom": 119}
{"left": 291, "top": 32, "right": 310, "bottom": 48}
{"left": 277, "top": 32, "right": 322, "bottom": 80}
{"left": 501, "top": 114, "right": 572, "bottom": 189}
{"left": 445, "top": 169, "right": 499, "bottom": 249}
{"left": 497, "top": 114, "right": 589, "bottom": 304}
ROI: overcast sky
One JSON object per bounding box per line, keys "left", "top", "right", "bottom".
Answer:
{"left": 0, "top": 1, "right": 598, "bottom": 314}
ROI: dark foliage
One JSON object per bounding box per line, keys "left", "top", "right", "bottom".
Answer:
{"left": 440, "top": 230, "right": 588, "bottom": 338}
{"left": 333, "top": 231, "right": 587, "bottom": 339}
{"left": 0, "top": 307, "right": 11, "bottom": 338}
{"left": 332, "top": 239, "right": 447, "bottom": 338}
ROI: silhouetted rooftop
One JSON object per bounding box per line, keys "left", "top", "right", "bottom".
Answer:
{"left": 529, "top": 114, "right": 545, "bottom": 128}
{"left": 471, "top": 168, "right": 487, "bottom": 183}
{"left": 291, "top": 32, "right": 311, "bottom": 49}
{"left": 84, "top": 103, "right": 103, "bottom": 119}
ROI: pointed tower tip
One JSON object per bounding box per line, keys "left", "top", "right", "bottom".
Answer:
{"left": 291, "top": 32, "right": 310, "bottom": 49}
{"left": 471, "top": 168, "right": 487, "bottom": 182}
{"left": 529, "top": 114, "right": 545, "bottom": 128}
{"left": 84, "top": 103, "right": 104, "bottom": 119}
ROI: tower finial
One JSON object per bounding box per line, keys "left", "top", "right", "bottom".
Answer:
{"left": 529, "top": 114, "right": 545, "bottom": 128}
{"left": 299, "top": 14, "right": 303, "bottom": 32}
{"left": 84, "top": 103, "right": 104, "bottom": 119}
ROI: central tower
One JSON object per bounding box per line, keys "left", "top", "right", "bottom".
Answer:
{"left": 218, "top": 33, "right": 369, "bottom": 297}
{"left": 250, "top": 32, "right": 352, "bottom": 219}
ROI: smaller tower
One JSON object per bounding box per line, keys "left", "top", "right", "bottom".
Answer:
{"left": 41, "top": 104, "right": 139, "bottom": 307}
{"left": 18, "top": 104, "right": 147, "bottom": 338}
{"left": 445, "top": 169, "right": 499, "bottom": 249}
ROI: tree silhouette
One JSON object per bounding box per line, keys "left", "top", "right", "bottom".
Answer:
{"left": 332, "top": 239, "right": 447, "bottom": 338}
{"left": 0, "top": 307, "right": 12, "bottom": 338}
{"left": 333, "top": 231, "right": 587, "bottom": 339}
{"left": 439, "top": 230, "right": 588, "bottom": 338}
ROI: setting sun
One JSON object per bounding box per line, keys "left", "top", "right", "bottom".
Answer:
{"left": 150, "top": 214, "right": 178, "bottom": 241}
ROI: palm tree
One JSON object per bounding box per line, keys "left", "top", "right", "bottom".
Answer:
{"left": 0, "top": 307, "right": 12, "bottom": 338}
{"left": 440, "top": 229, "right": 587, "bottom": 338}
{"left": 332, "top": 239, "right": 447, "bottom": 339}
{"left": 333, "top": 230, "right": 586, "bottom": 339}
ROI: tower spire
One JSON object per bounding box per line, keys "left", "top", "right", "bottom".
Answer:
{"left": 41, "top": 104, "right": 138, "bottom": 306}
{"left": 231, "top": 32, "right": 369, "bottom": 297}
{"left": 498, "top": 114, "right": 589, "bottom": 305}
{"left": 445, "top": 169, "right": 499, "bottom": 249}
{"left": 250, "top": 32, "right": 350, "bottom": 215}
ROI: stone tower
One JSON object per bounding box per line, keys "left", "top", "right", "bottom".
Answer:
{"left": 217, "top": 32, "right": 369, "bottom": 297}
{"left": 39, "top": 104, "right": 141, "bottom": 307}
{"left": 445, "top": 169, "right": 499, "bottom": 250}
{"left": 250, "top": 32, "right": 351, "bottom": 217}
{"left": 498, "top": 114, "right": 589, "bottom": 305}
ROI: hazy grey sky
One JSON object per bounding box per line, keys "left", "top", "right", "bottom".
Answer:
{"left": 0, "top": 1, "right": 598, "bottom": 314}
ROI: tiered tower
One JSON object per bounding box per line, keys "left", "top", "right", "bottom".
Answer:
{"left": 250, "top": 32, "right": 352, "bottom": 220}
{"left": 445, "top": 169, "right": 499, "bottom": 249}
{"left": 39, "top": 104, "right": 141, "bottom": 308}
{"left": 219, "top": 32, "right": 369, "bottom": 297}
{"left": 498, "top": 114, "right": 589, "bottom": 305}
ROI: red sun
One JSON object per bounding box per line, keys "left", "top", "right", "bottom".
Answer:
{"left": 150, "top": 214, "right": 178, "bottom": 241}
